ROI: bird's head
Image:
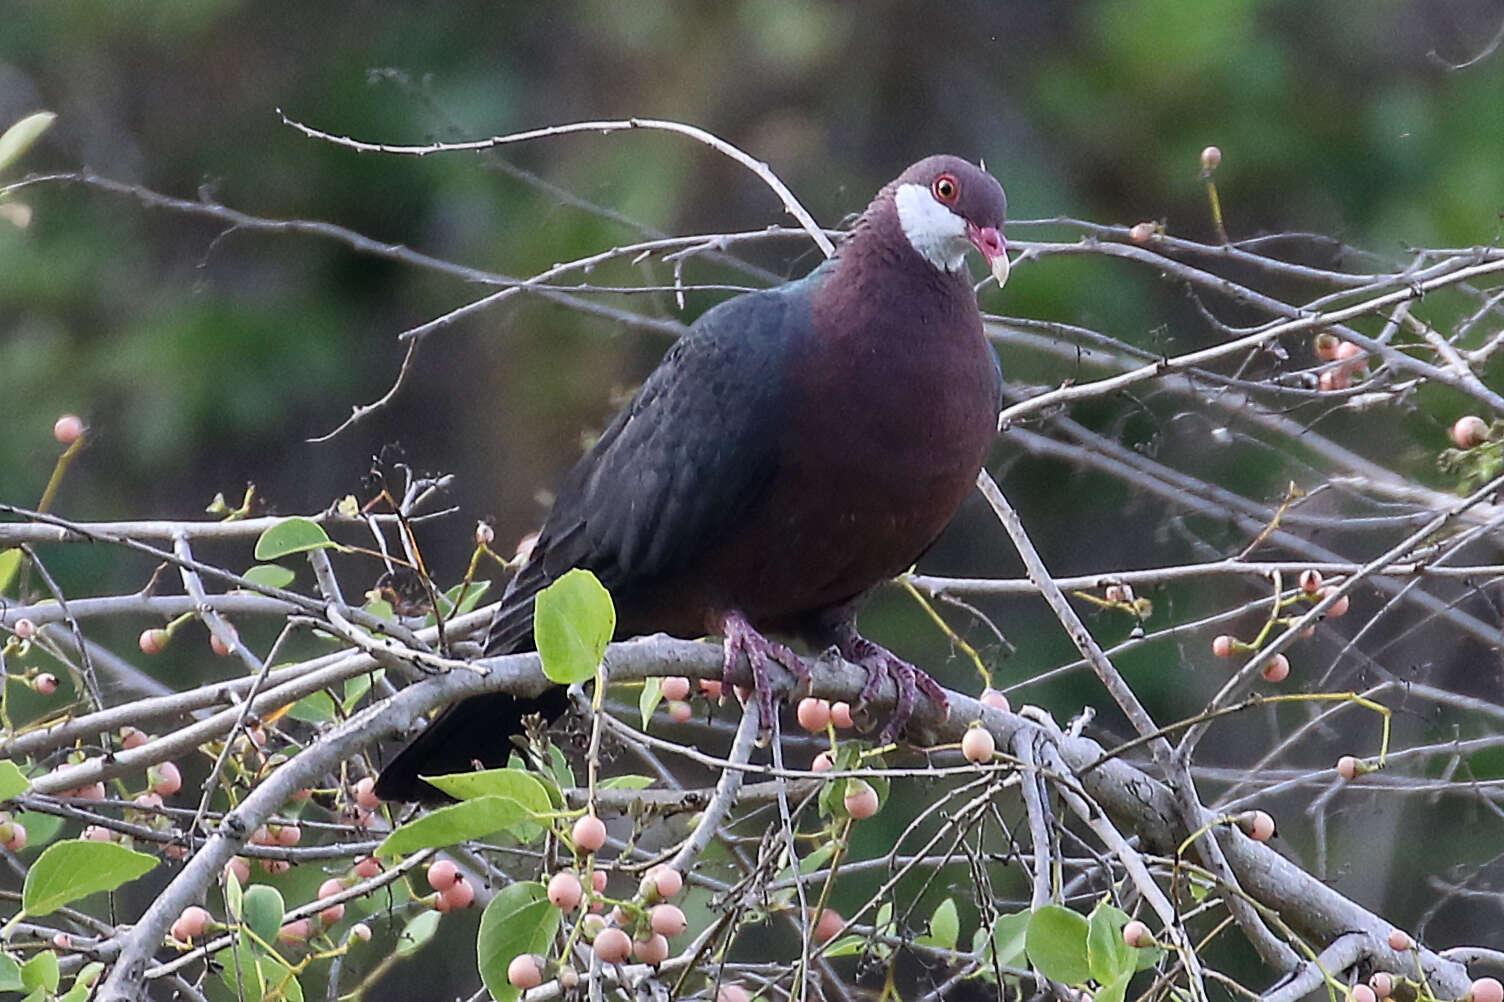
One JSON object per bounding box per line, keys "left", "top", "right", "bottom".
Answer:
{"left": 889, "top": 155, "right": 1010, "bottom": 288}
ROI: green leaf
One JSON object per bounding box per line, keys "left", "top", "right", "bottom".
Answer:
{"left": 224, "top": 865, "right": 244, "bottom": 920}
{"left": 376, "top": 795, "right": 535, "bottom": 856}
{"left": 241, "top": 884, "right": 285, "bottom": 952}
{"left": 1025, "top": 905, "right": 1091, "bottom": 985}
{"left": 990, "top": 910, "right": 1031, "bottom": 970}
{"left": 12, "top": 811, "right": 62, "bottom": 848}
{"left": 0, "top": 954, "right": 24, "bottom": 992}
{"left": 217, "top": 947, "right": 265, "bottom": 1000}
{"left": 253, "top": 518, "right": 336, "bottom": 560}
{"left": 1086, "top": 902, "right": 1136, "bottom": 984}
{"left": 440, "top": 580, "right": 491, "bottom": 618}
{"left": 0, "top": 548, "right": 21, "bottom": 595}
{"left": 57, "top": 962, "right": 103, "bottom": 1002}
{"left": 343, "top": 671, "right": 382, "bottom": 711}
{"left": 546, "top": 746, "right": 574, "bottom": 799}
{"left": 286, "top": 690, "right": 336, "bottom": 723}
{"left": 21, "top": 950, "right": 59, "bottom": 993}
{"left": 640, "top": 675, "right": 663, "bottom": 728}
{"left": 0, "top": 759, "right": 30, "bottom": 801}
{"left": 599, "top": 774, "right": 654, "bottom": 790}
{"left": 533, "top": 568, "right": 615, "bottom": 685}
{"left": 927, "top": 898, "right": 959, "bottom": 950}
{"left": 1096, "top": 970, "right": 1133, "bottom": 1002}
{"left": 0, "top": 111, "right": 56, "bottom": 173}
{"left": 396, "top": 909, "right": 442, "bottom": 958}
{"left": 477, "top": 882, "right": 560, "bottom": 1002}
{"left": 823, "top": 934, "right": 866, "bottom": 957}
{"left": 243, "top": 564, "right": 296, "bottom": 589}
{"left": 22, "top": 840, "right": 158, "bottom": 915}
{"left": 421, "top": 768, "right": 551, "bottom": 814}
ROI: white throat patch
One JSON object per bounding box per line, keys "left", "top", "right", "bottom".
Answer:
{"left": 893, "top": 182, "right": 971, "bottom": 273}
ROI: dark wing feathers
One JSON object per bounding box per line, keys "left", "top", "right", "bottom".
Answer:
{"left": 482, "top": 272, "right": 819, "bottom": 656}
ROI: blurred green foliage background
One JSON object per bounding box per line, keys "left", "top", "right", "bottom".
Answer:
{"left": 3, "top": 0, "right": 1504, "bottom": 993}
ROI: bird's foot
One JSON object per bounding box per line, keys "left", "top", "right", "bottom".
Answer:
{"left": 846, "top": 635, "right": 950, "bottom": 744}
{"left": 720, "top": 611, "right": 806, "bottom": 735}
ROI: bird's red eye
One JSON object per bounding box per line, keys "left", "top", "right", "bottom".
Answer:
{"left": 932, "top": 174, "right": 959, "bottom": 203}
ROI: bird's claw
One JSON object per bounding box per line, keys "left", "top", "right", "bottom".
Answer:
{"left": 721, "top": 611, "right": 804, "bottom": 737}
{"left": 845, "top": 635, "right": 949, "bottom": 743}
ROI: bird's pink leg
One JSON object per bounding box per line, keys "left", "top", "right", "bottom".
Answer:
{"left": 717, "top": 610, "right": 806, "bottom": 732}
{"left": 815, "top": 606, "right": 949, "bottom": 743}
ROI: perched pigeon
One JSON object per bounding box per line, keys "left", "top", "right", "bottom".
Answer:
{"left": 376, "top": 155, "right": 1009, "bottom": 802}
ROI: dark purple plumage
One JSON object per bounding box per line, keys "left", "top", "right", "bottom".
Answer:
{"left": 376, "top": 156, "right": 1009, "bottom": 802}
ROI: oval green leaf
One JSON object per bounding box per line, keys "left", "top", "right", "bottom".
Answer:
{"left": 243, "top": 564, "right": 296, "bottom": 589}
{"left": 422, "top": 768, "right": 550, "bottom": 813}
{"left": 1086, "top": 901, "right": 1136, "bottom": 984}
{"left": 477, "top": 882, "right": 560, "bottom": 1002}
{"left": 929, "top": 897, "right": 959, "bottom": 950}
{"left": 0, "top": 111, "right": 56, "bottom": 173}
{"left": 0, "top": 759, "right": 31, "bottom": 801}
{"left": 253, "top": 518, "right": 335, "bottom": 560}
{"left": 0, "top": 954, "right": 24, "bottom": 993}
{"left": 376, "top": 795, "right": 534, "bottom": 857}
{"left": 241, "top": 883, "right": 285, "bottom": 951}
{"left": 1025, "top": 904, "right": 1091, "bottom": 985}
{"left": 22, "top": 840, "right": 158, "bottom": 915}
{"left": 397, "top": 909, "right": 442, "bottom": 958}
{"left": 22, "top": 950, "right": 60, "bottom": 993}
{"left": 533, "top": 568, "right": 615, "bottom": 685}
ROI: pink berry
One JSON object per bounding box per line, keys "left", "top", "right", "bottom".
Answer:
{"left": 830, "top": 701, "right": 854, "bottom": 729}
{"left": 667, "top": 699, "right": 693, "bottom": 723}
{"left": 77, "top": 782, "right": 105, "bottom": 801}
{"left": 121, "top": 727, "right": 149, "bottom": 749}
{"left": 1128, "top": 222, "right": 1157, "bottom": 245}
{"left": 1104, "top": 583, "right": 1133, "bottom": 604}
{"left": 151, "top": 761, "right": 182, "bottom": 796}
{"left": 812, "top": 751, "right": 834, "bottom": 772}
{"left": 979, "top": 688, "right": 1010, "bottom": 712}
{"left": 961, "top": 725, "right": 996, "bottom": 763}
{"left": 262, "top": 859, "right": 291, "bottom": 875}
{"left": 318, "top": 877, "right": 345, "bottom": 900}
{"left": 699, "top": 678, "right": 723, "bottom": 699}
{"left": 1334, "top": 340, "right": 1365, "bottom": 373}
{"left": 573, "top": 814, "right": 607, "bottom": 853}
{"left": 276, "top": 824, "right": 301, "bottom": 847}
{"left": 1299, "top": 569, "right": 1323, "bottom": 594}
{"left": 13, "top": 618, "right": 36, "bottom": 640}
{"left": 53, "top": 414, "right": 85, "bottom": 444}
{"left": 474, "top": 521, "right": 495, "bottom": 547}
{"left": 1319, "top": 369, "right": 1350, "bottom": 392}
{"left": 1351, "top": 985, "right": 1377, "bottom": 1002}
{"left": 175, "top": 905, "right": 211, "bottom": 940}
{"left": 593, "top": 927, "right": 632, "bottom": 963}
{"left": 1321, "top": 587, "right": 1350, "bottom": 618}
{"left": 1261, "top": 654, "right": 1290, "bottom": 683}
{"left": 1122, "top": 919, "right": 1152, "bottom": 948}
{"left": 1237, "top": 810, "right": 1276, "bottom": 841}
{"left": 52, "top": 932, "right": 71, "bottom": 949}
{"left": 1452, "top": 415, "right": 1490, "bottom": 450}
{"left": 353, "top": 856, "right": 382, "bottom": 880}
{"left": 444, "top": 875, "right": 475, "bottom": 909}
{"left": 353, "top": 776, "right": 379, "bottom": 810}
{"left": 1470, "top": 978, "right": 1504, "bottom": 1002}
{"left": 548, "top": 871, "right": 584, "bottom": 911}
{"left": 320, "top": 901, "right": 346, "bottom": 925}
{"left": 1, "top": 821, "right": 28, "bottom": 852}
{"left": 633, "top": 932, "right": 670, "bottom": 965}
{"left": 431, "top": 892, "right": 452, "bottom": 913}
{"left": 351, "top": 923, "right": 372, "bottom": 942}
{"left": 1200, "top": 146, "right": 1222, "bottom": 171}
{"left": 650, "top": 903, "right": 687, "bottom": 937}
{"left": 717, "top": 986, "right": 751, "bottom": 1002}
{"left": 648, "top": 866, "right": 683, "bottom": 899}
{"left": 278, "top": 919, "right": 312, "bottom": 943}
{"left": 426, "top": 859, "right": 459, "bottom": 892}
{"left": 661, "top": 676, "right": 691, "bottom": 701}
{"left": 224, "top": 857, "right": 251, "bottom": 884}
{"left": 1337, "top": 756, "right": 1363, "bottom": 780}
{"left": 138, "top": 628, "right": 169, "bottom": 655}
{"left": 82, "top": 824, "right": 112, "bottom": 842}
{"left": 796, "top": 698, "right": 831, "bottom": 732}
{"left": 134, "top": 792, "right": 164, "bottom": 810}
{"left": 1387, "top": 929, "right": 1412, "bottom": 952}
{"left": 843, "top": 780, "right": 879, "bottom": 819}
{"left": 32, "top": 672, "right": 57, "bottom": 695}
{"left": 1211, "top": 635, "right": 1237, "bottom": 658}
{"left": 591, "top": 869, "right": 608, "bottom": 893}
{"left": 210, "top": 630, "right": 235, "bottom": 657}
{"left": 1369, "top": 973, "right": 1393, "bottom": 998}
{"left": 507, "top": 954, "right": 543, "bottom": 990}
{"left": 812, "top": 908, "right": 843, "bottom": 943}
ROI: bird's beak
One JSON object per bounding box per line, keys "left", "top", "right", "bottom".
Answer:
{"left": 967, "top": 223, "right": 1010, "bottom": 288}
